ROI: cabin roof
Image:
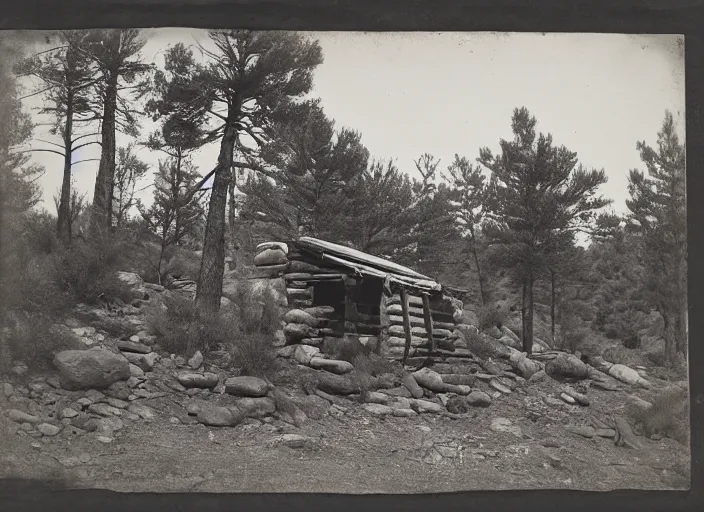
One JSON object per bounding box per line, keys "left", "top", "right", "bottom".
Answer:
{"left": 291, "top": 237, "right": 442, "bottom": 293}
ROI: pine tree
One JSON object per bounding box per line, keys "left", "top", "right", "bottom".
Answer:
{"left": 151, "top": 31, "right": 323, "bottom": 314}
{"left": 15, "top": 31, "right": 98, "bottom": 245}
{"left": 479, "top": 107, "right": 610, "bottom": 354}
{"left": 112, "top": 143, "right": 148, "bottom": 228}
{"left": 626, "top": 111, "right": 687, "bottom": 366}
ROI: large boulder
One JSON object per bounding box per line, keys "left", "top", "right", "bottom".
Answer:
{"left": 116, "top": 271, "right": 148, "bottom": 300}
{"left": 283, "top": 309, "right": 318, "bottom": 327}
{"left": 197, "top": 405, "right": 242, "bottom": 427}
{"left": 411, "top": 368, "right": 446, "bottom": 393}
{"left": 53, "top": 348, "right": 130, "bottom": 390}
{"left": 509, "top": 351, "right": 544, "bottom": 379}
{"left": 284, "top": 323, "right": 312, "bottom": 344}
{"left": 545, "top": 353, "right": 589, "bottom": 380}
{"left": 254, "top": 248, "right": 288, "bottom": 267}
{"left": 316, "top": 373, "right": 360, "bottom": 395}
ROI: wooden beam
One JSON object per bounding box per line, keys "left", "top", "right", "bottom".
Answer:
{"left": 422, "top": 293, "right": 435, "bottom": 353}
{"left": 400, "top": 288, "right": 413, "bottom": 366}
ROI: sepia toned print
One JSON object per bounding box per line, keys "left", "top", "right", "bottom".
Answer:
{"left": 0, "top": 30, "right": 688, "bottom": 492}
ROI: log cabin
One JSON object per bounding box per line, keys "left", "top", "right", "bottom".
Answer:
{"left": 251, "top": 237, "right": 470, "bottom": 364}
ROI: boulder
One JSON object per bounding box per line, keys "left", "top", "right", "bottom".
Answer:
{"left": 608, "top": 364, "right": 651, "bottom": 388}
{"left": 563, "top": 387, "right": 590, "bottom": 406}
{"left": 177, "top": 372, "right": 219, "bottom": 389}
{"left": 392, "top": 408, "right": 418, "bottom": 418}
{"left": 465, "top": 391, "right": 492, "bottom": 407}
{"left": 294, "top": 345, "right": 320, "bottom": 365}
{"left": 528, "top": 369, "right": 547, "bottom": 383}
{"left": 129, "top": 364, "right": 145, "bottom": 378}
{"left": 188, "top": 351, "right": 204, "bottom": 370}
{"left": 116, "top": 271, "right": 148, "bottom": 300}
{"left": 545, "top": 353, "right": 589, "bottom": 380}
{"left": 37, "top": 423, "right": 61, "bottom": 436}
{"left": 509, "top": 352, "right": 544, "bottom": 379}
{"left": 224, "top": 376, "right": 269, "bottom": 397}
{"left": 196, "top": 405, "right": 241, "bottom": 427}
{"left": 316, "top": 373, "right": 360, "bottom": 395}
{"left": 254, "top": 248, "right": 288, "bottom": 267}
{"left": 283, "top": 309, "right": 318, "bottom": 327}
{"left": 440, "top": 374, "right": 476, "bottom": 386}
{"left": 235, "top": 397, "right": 276, "bottom": 418}
{"left": 410, "top": 399, "right": 445, "bottom": 414}
{"left": 284, "top": 323, "right": 312, "bottom": 344}
{"left": 53, "top": 348, "right": 131, "bottom": 390}
{"left": 122, "top": 352, "right": 159, "bottom": 372}
{"left": 8, "top": 409, "right": 41, "bottom": 424}
{"left": 411, "top": 368, "right": 446, "bottom": 392}
{"left": 105, "top": 381, "right": 131, "bottom": 400}
{"left": 117, "top": 340, "right": 152, "bottom": 354}
{"left": 309, "top": 357, "right": 353, "bottom": 375}
{"left": 128, "top": 403, "right": 156, "bottom": 420}
{"left": 402, "top": 373, "right": 425, "bottom": 398}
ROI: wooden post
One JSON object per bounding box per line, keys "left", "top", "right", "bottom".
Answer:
{"left": 400, "top": 288, "right": 413, "bottom": 366}
{"left": 422, "top": 293, "right": 435, "bottom": 353}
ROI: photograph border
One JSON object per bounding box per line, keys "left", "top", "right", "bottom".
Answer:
{"left": 0, "top": 1, "right": 702, "bottom": 511}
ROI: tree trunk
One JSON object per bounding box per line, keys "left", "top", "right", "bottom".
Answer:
{"left": 521, "top": 278, "right": 527, "bottom": 347}
{"left": 663, "top": 310, "right": 677, "bottom": 368}
{"left": 469, "top": 236, "right": 486, "bottom": 305}
{"left": 524, "top": 273, "right": 534, "bottom": 355}
{"left": 550, "top": 268, "right": 556, "bottom": 345}
{"left": 195, "top": 124, "right": 237, "bottom": 316}
{"left": 56, "top": 98, "right": 74, "bottom": 246}
{"left": 228, "top": 164, "right": 238, "bottom": 267}
{"left": 90, "top": 75, "right": 118, "bottom": 233}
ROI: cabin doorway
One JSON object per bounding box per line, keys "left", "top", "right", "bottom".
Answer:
{"left": 312, "top": 280, "right": 345, "bottom": 333}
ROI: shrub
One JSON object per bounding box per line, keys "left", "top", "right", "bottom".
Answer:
{"left": 463, "top": 329, "right": 499, "bottom": 360}
{"left": 322, "top": 335, "right": 371, "bottom": 364}
{"left": 227, "top": 331, "right": 278, "bottom": 379}
{"left": 628, "top": 386, "right": 689, "bottom": 445}
{"left": 91, "top": 317, "right": 139, "bottom": 340}
{"left": 623, "top": 333, "right": 641, "bottom": 349}
{"left": 8, "top": 316, "right": 83, "bottom": 370}
{"left": 477, "top": 302, "right": 508, "bottom": 330}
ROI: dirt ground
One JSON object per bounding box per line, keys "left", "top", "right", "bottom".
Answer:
{"left": 0, "top": 367, "right": 690, "bottom": 494}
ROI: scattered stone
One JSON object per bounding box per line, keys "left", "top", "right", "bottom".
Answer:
{"left": 596, "top": 428, "right": 616, "bottom": 438}
{"left": 8, "top": 409, "right": 41, "bottom": 424}
{"left": 116, "top": 340, "right": 152, "bottom": 354}
{"left": 188, "top": 351, "right": 204, "bottom": 370}
{"left": 528, "top": 370, "right": 547, "bottom": 383}
{"left": 541, "top": 439, "right": 561, "bottom": 448}
{"left": 509, "top": 352, "right": 544, "bottom": 379}
{"left": 88, "top": 403, "right": 122, "bottom": 417}
{"left": 362, "top": 403, "right": 394, "bottom": 416}
{"left": 365, "top": 391, "right": 391, "bottom": 404}
{"left": 567, "top": 425, "right": 596, "bottom": 438}
{"left": 197, "top": 405, "right": 241, "bottom": 427}
{"left": 563, "top": 387, "right": 590, "bottom": 406}
{"left": 591, "top": 380, "right": 621, "bottom": 392}
{"left": 392, "top": 408, "right": 417, "bottom": 418}
{"left": 284, "top": 323, "right": 312, "bottom": 344}
{"left": 545, "top": 354, "right": 589, "bottom": 381}
{"left": 105, "top": 381, "right": 131, "bottom": 401}
{"left": 316, "top": 373, "right": 360, "bottom": 395}
{"left": 178, "top": 372, "right": 219, "bottom": 389}
{"left": 105, "top": 397, "right": 129, "bottom": 409}
{"left": 45, "top": 376, "right": 62, "bottom": 389}
{"left": 490, "top": 379, "right": 512, "bottom": 394}
{"left": 53, "top": 348, "right": 131, "bottom": 390}
{"left": 235, "top": 397, "right": 276, "bottom": 418}
{"left": 129, "top": 364, "right": 145, "bottom": 378}
{"left": 37, "top": 423, "right": 61, "bottom": 436}
{"left": 122, "top": 351, "right": 159, "bottom": 372}
{"left": 294, "top": 345, "right": 320, "bottom": 365}
{"left": 71, "top": 416, "right": 98, "bottom": 432}
{"left": 61, "top": 408, "right": 79, "bottom": 419}
{"left": 382, "top": 386, "right": 412, "bottom": 398}
{"left": 544, "top": 396, "right": 565, "bottom": 407}
{"left": 283, "top": 309, "right": 318, "bottom": 327}
{"left": 560, "top": 393, "right": 577, "bottom": 405}
{"left": 2, "top": 382, "right": 14, "bottom": 397}
{"left": 446, "top": 396, "right": 470, "bottom": 414}
{"left": 126, "top": 404, "right": 154, "bottom": 421}
{"left": 410, "top": 398, "right": 444, "bottom": 414}
{"left": 309, "top": 357, "right": 353, "bottom": 375}
{"left": 608, "top": 364, "right": 651, "bottom": 388}
{"left": 440, "top": 374, "right": 476, "bottom": 386}
{"left": 96, "top": 417, "right": 124, "bottom": 434}
{"left": 277, "top": 433, "right": 316, "bottom": 449}
{"left": 170, "top": 417, "right": 181, "bottom": 424}
{"left": 490, "top": 417, "right": 523, "bottom": 437}
{"left": 465, "top": 391, "right": 492, "bottom": 407}
{"left": 96, "top": 435, "right": 114, "bottom": 444}
{"left": 76, "top": 397, "right": 93, "bottom": 408}
{"left": 402, "top": 373, "right": 424, "bottom": 398}
{"left": 225, "top": 376, "right": 269, "bottom": 397}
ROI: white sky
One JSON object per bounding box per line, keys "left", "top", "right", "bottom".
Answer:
{"left": 18, "top": 30, "right": 685, "bottom": 218}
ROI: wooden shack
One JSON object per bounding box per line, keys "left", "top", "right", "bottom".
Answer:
{"left": 252, "top": 237, "right": 468, "bottom": 363}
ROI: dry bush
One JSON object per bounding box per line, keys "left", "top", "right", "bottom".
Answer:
{"left": 628, "top": 386, "right": 689, "bottom": 445}
{"left": 322, "top": 335, "right": 371, "bottom": 364}
{"left": 8, "top": 318, "right": 83, "bottom": 369}
{"left": 477, "top": 303, "right": 508, "bottom": 330}
{"left": 463, "top": 329, "right": 499, "bottom": 360}
{"left": 91, "top": 316, "right": 139, "bottom": 340}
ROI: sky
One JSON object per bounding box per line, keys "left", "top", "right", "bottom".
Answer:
{"left": 16, "top": 30, "right": 686, "bottom": 220}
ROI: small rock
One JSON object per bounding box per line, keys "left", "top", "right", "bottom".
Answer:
{"left": 122, "top": 351, "right": 159, "bottom": 372}
{"left": 37, "top": 423, "right": 61, "bottom": 436}
{"left": 88, "top": 403, "right": 122, "bottom": 417}
{"left": 490, "top": 417, "right": 523, "bottom": 437}
{"left": 541, "top": 439, "right": 561, "bottom": 448}
{"left": 129, "top": 364, "right": 145, "bottom": 378}
{"left": 596, "top": 428, "right": 616, "bottom": 438}
{"left": 19, "top": 422, "right": 33, "bottom": 432}
{"left": 76, "top": 397, "right": 93, "bottom": 408}
{"left": 31, "top": 442, "right": 42, "bottom": 450}
{"left": 546, "top": 453, "right": 563, "bottom": 469}
{"left": 235, "top": 397, "right": 276, "bottom": 418}
{"left": 79, "top": 453, "right": 91, "bottom": 463}
{"left": 490, "top": 379, "right": 512, "bottom": 394}
{"left": 127, "top": 403, "right": 156, "bottom": 420}
{"left": 178, "top": 372, "right": 219, "bottom": 389}
{"left": 362, "top": 403, "right": 394, "bottom": 416}
{"left": 96, "top": 417, "right": 124, "bottom": 434}
{"left": 402, "top": 374, "right": 424, "bottom": 399}
{"left": 560, "top": 393, "right": 577, "bottom": 405}
{"left": 45, "top": 376, "right": 62, "bottom": 389}
{"left": 528, "top": 370, "right": 547, "bottom": 383}
{"left": 293, "top": 345, "right": 320, "bottom": 365}
{"left": 410, "top": 399, "right": 444, "bottom": 414}
{"left": 278, "top": 433, "right": 316, "bottom": 449}
{"left": 2, "top": 382, "right": 14, "bottom": 397}
{"left": 309, "top": 357, "right": 353, "bottom": 374}
{"left": 446, "top": 396, "right": 470, "bottom": 414}
{"left": 197, "top": 405, "right": 240, "bottom": 427}
{"left": 169, "top": 417, "right": 181, "bottom": 424}
{"left": 465, "top": 391, "right": 492, "bottom": 407}
{"left": 567, "top": 425, "right": 596, "bottom": 438}
{"left": 96, "top": 435, "right": 114, "bottom": 444}
{"left": 105, "top": 381, "right": 132, "bottom": 400}
{"left": 188, "top": 351, "right": 204, "bottom": 370}
{"left": 392, "top": 408, "right": 417, "bottom": 417}
{"left": 365, "top": 391, "right": 391, "bottom": 404}
{"left": 563, "top": 387, "right": 590, "bottom": 406}
{"left": 225, "top": 376, "right": 269, "bottom": 397}
{"left": 382, "top": 386, "right": 412, "bottom": 398}
{"left": 8, "top": 409, "right": 41, "bottom": 424}
{"left": 61, "top": 408, "right": 79, "bottom": 419}
{"left": 105, "top": 398, "right": 129, "bottom": 409}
